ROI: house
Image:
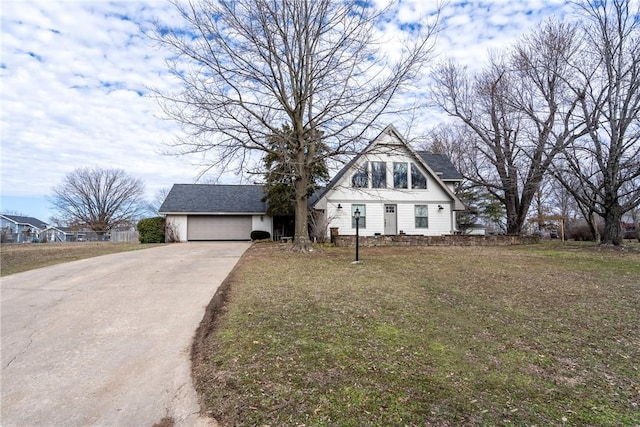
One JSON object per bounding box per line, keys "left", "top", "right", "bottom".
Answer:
{"left": 44, "top": 225, "right": 78, "bottom": 242}
{"left": 311, "top": 124, "right": 465, "bottom": 237}
{"left": 0, "top": 214, "right": 48, "bottom": 243}
{"left": 160, "top": 124, "right": 465, "bottom": 241}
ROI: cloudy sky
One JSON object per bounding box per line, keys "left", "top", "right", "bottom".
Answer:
{"left": 0, "top": 0, "right": 571, "bottom": 222}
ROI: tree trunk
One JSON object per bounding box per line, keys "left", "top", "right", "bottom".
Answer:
{"left": 588, "top": 211, "right": 600, "bottom": 243}
{"left": 601, "top": 205, "right": 623, "bottom": 245}
{"left": 292, "top": 146, "right": 311, "bottom": 251}
{"left": 505, "top": 191, "right": 521, "bottom": 235}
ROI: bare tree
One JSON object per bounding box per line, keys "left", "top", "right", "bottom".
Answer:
{"left": 431, "top": 19, "right": 585, "bottom": 234}
{"left": 552, "top": 0, "right": 640, "bottom": 245}
{"left": 149, "top": 0, "right": 440, "bottom": 250}
{"left": 50, "top": 167, "right": 146, "bottom": 235}
{"left": 145, "top": 187, "right": 171, "bottom": 217}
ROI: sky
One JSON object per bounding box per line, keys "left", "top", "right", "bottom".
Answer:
{"left": 0, "top": 0, "right": 572, "bottom": 223}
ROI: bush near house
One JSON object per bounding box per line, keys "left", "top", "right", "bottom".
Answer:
{"left": 137, "top": 217, "right": 165, "bottom": 243}
{"left": 250, "top": 230, "right": 271, "bottom": 241}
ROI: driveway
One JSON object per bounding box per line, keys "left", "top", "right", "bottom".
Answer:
{"left": 1, "top": 242, "right": 250, "bottom": 427}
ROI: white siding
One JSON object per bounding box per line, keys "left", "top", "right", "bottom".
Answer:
{"left": 327, "top": 202, "right": 453, "bottom": 236}
{"left": 251, "top": 215, "right": 273, "bottom": 235}
{"left": 166, "top": 215, "right": 188, "bottom": 242}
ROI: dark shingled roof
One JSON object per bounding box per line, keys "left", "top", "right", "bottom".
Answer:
{"left": 416, "top": 152, "right": 463, "bottom": 180}
{"left": 1, "top": 214, "right": 48, "bottom": 229}
{"left": 159, "top": 184, "right": 267, "bottom": 214}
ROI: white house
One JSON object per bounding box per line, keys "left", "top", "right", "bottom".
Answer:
{"left": 160, "top": 124, "right": 465, "bottom": 241}
{"left": 311, "top": 124, "right": 465, "bottom": 237}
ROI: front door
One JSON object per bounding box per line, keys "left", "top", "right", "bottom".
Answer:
{"left": 384, "top": 204, "right": 397, "bottom": 235}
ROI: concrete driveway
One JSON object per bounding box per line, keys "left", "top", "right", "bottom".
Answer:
{"left": 1, "top": 242, "right": 250, "bottom": 427}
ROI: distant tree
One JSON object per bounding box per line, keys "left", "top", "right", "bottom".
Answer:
{"left": 50, "top": 167, "right": 146, "bottom": 236}
{"left": 552, "top": 0, "right": 640, "bottom": 245}
{"left": 262, "top": 125, "right": 329, "bottom": 216}
{"left": 150, "top": 0, "right": 441, "bottom": 250}
{"left": 145, "top": 187, "right": 171, "bottom": 217}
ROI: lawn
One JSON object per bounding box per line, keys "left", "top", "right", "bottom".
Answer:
{"left": 0, "top": 242, "right": 161, "bottom": 276}
{"left": 192, "top": 242, "right": 640, "bottom": 426}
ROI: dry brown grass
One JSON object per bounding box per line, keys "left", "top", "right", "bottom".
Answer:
{"left": 0, "top": 242, "right": 162, "bottom": 276}
{"left": 193, "top": 242, "right": 640, "bottom": 426}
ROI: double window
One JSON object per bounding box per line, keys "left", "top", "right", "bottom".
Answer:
{"left": 415, "top": 205, "right": 429, "bottom": 228}
{"left": 352, "top": 204, "right": 366, "bottom": 228}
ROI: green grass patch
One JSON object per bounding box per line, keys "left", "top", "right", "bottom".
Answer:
{"left": 193, "top": 243, "right": 640, "bottom": 426}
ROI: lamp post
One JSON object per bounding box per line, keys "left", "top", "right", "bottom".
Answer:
{"left": 354, "top": 208, "right": 360, "bottom": 262}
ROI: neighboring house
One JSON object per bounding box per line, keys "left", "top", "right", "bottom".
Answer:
{"left": 160, "top": 124, "right": 465, "bottom": 242}
{"left": 0, "top": 214, "right": 48, "bottom": 243}
{"left": 44, "top": 225, "right": 77, "bottom": 242}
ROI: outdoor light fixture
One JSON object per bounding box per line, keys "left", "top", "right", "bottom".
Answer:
{"left": 353, "top": 208, "right": 361, "bottom": 263}
{"left": 337, "top": 204, "right": 343, "bottom": 209}
{"left": 438, "top": 205, "right": 444, "bottom": 210}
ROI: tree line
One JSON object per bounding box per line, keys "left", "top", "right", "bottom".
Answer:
{"left": 428, "top": 0, "right": 639, "bottom": 245}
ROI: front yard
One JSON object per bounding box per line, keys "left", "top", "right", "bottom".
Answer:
{"left": 193, "top": 242, "right": 640, "bottom": 426}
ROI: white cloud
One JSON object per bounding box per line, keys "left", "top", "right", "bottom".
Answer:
{"left": 1, "top": 0, "right": 203, "bottom": 206}
{"left": 1, "top": 0, "right": 572, "bottom": 217}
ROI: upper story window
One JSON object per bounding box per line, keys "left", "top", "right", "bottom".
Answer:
{"left": 351, "top": 162, "right": 368, "bottom": 188}
{"left": 411, "top": 163, "right": 427, "bottom": 189}
{"left": 371, "top": 161, "right": 386, "bottom": 189}
{"left": 393, "top": 162, "right": 408, "bottom": 188}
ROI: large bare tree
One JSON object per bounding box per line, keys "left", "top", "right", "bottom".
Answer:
{"left": 553, "top": 0, "right": 640, "bottom": 245}
{"left": 50, "top": 167, "right": 146, "bottom": 235}
{"left": 150, "top": 0, "right": 440, "bottom": 250}
{"left": 431, "top": 19, "right": 585, "bottom": 234}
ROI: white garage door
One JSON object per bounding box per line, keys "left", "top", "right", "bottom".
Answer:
{"left": 187, "top": 216, "right": 252, "bottom": 241}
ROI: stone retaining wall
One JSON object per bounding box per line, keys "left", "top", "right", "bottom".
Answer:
{"left": 334, "top": 234, "right": 539, "bottom": 247}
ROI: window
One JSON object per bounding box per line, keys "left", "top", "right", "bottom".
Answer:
{"left": 352, "top": 162, "right": 368, "bottom": 188}
{"left": 352, "top": 204, "right": 366, "bottom": 228}
{"left": 415, "top": 205, "right": 429, "bottom": 228}
{"left": 393, "top": 162, "right": 408, "bottom": 188}
{"left": 411, "top": 163, "right": 427, "bottom": 189}
{"left": 371, "top": 161, "right": 386, "bottom": 188}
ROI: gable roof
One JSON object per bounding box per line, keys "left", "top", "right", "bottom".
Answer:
{"left": 159, "top": 184, "right": 267, "bottom": 214}
{"left": 45, "top": 225, "right": 75, "bottom": 234}
{"left": 311, "top": 124, "right": 464, "bottom": 208}
{"left": 0, "top": 214, "right": 48, "bottom": 229}
{"left": 417, "top": 152, "right": 463, "bottom": 181}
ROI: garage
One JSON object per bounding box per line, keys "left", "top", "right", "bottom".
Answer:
{"left": 187, "top": 215, "right": 252, "bottom": 241}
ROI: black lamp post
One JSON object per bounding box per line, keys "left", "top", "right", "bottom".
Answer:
{"left": 354, "top": 208, "right": 360, "bottom": 262}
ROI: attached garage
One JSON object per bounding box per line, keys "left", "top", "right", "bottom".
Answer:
{"left": 159, "top": 184, "right": 271, "bottom": 242}
{"left": 187, "top": 215, "right": 252, "bottom": 241}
